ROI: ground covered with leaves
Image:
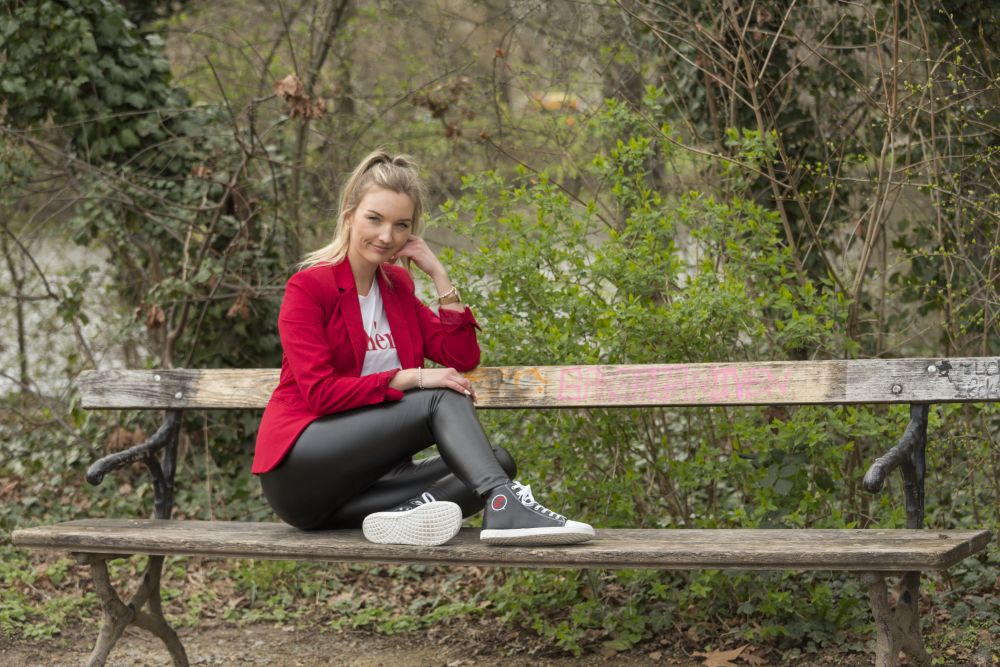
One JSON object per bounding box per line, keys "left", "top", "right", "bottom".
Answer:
{"left": 2, "top": 542, "right": 998, "bottom": 667}
{"left": 0, "top": 623, "right": 883, "bottom": 667}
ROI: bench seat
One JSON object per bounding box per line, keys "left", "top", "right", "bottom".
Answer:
{"left": 14, "top": 521, "right": 991, "bottom": 572}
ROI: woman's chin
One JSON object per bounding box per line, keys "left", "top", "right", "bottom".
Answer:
{"left": 355, "top": 250, "right": 390, "bottom": 267}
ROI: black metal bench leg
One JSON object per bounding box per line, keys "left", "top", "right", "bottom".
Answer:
{"left": 895, "top": 405, "right": 931, "bottom": 667}
{"left": 863, "top": 573, "right": 899, "bottom": 667}
{"left": 862, "top": 571, "right": 931, "bottom": 667}
{"left": 78, "top": 409, "right": 188, "bottom": 665}
{"left": 78, "top": 553, "right": 189, "bottom": 667}
{"left": 892, "top": 572, "right": 930, "bottom": 666}
{"left": 84, "top": 555, "right": 134, "bottom": 667}
{"left": 135, "top": 555, "right": 189, "bottom": 666}
{"left": 863, "top": 404, "right": 933, "bottom": 665}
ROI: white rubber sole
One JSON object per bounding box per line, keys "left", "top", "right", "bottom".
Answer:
{"left": 362, "top": 501, "right": 462, "bottom": 546}
{"left": 480, "top": 521, "right": 596, "bottom": 546}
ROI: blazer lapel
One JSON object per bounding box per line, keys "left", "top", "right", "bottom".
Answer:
{"left": 333, "top": 260, "right": 366, "bottom": 372}
{"left": 378, "top": 268, "right": 416, "bottom": 368}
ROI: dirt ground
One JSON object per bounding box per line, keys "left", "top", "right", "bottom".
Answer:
{"left": 0, "top": 623, "right": 708, "bottom": 667}
{"left": 0, "top": 620, "right": 991, "bottom": 666}
{"left": 0, "top": 622, "right": 1000, "bottom": 667}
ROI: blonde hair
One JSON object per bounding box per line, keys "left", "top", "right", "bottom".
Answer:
{"left": 299, "top": 149, "right": 427, "bottom": 274}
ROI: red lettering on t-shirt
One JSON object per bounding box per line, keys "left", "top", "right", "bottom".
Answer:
{"left": 367, "top": 332, "right": 397, "bottom": 352}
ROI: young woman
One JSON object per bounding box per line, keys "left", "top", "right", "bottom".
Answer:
{"left": 253, "top": 149, "right": 594, "bottom": 547}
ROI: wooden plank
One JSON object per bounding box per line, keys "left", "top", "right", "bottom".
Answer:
{"left": 78, "top": 358, "right": 1000, "bottom": 409}
{"left": 12, "top": 520, "right": 992, "bottom": 571}
{"left": 77, "top": 369, "right": 276, "bottom": 410}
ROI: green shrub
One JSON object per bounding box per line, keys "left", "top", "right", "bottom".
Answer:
{"left": 429, "top": 96, "right": 994, "bottom": 654}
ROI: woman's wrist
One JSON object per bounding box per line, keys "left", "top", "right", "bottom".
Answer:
{"left": 427, "top": 268, "right": 463, "bottom": 311}
{"left": 389, "top": 368, "right": 419, "bottom": 391}
{"left": 430, "top": 274, "right": 452, "bottom": 295}
{"left": 426, "top": 264, "right": 448, "bottom": 283}
{"left": 436, "top": 285, "right": 460, "bottom": 305}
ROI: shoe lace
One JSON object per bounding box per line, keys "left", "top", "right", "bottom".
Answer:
{"left": 398, "top": 492, "right": 436, "bottom": 511}
{"left": 510, "top": 482, "right": 565, "bottom": 521}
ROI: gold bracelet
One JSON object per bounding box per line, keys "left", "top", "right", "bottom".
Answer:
{"left": 437, "top": 286, "right": 460, "bottom": 306}
{"left": 417, "top": 367, "right": 423, "bottom": 390}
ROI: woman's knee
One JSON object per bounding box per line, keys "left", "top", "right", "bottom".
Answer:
{"left": 428, "top": 387, "right": 473, "bottom": 410}
{"left": 492, "top": 446, "right": 518, "bottom": 478}
{"left": 260, "top": 473, "right": 329, "bottom": 531}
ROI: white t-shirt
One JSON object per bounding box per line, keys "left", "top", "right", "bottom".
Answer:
{"left": 359, "top": 280, "right": 402, "bottom": 376}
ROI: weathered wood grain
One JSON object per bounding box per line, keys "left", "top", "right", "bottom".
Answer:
{"left": 12, "top": 521, "right": 991, "bottom": 571}
{"left": 77, "top": 369, "right": 275, "bottom": 410}
{"left": 77, "top": 358, "right": 1000, "bottom": 409}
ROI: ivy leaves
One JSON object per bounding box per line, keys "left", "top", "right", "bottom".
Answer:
{"left": 2, "top": 0, "right": 181, "bottom": 163}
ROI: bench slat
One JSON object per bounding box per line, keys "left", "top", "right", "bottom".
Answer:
{"left": 12, "top": 520, "right": 991, "bottom": 571}
{"left": 77, "top": 358, "right": 1000, "bottom": 409}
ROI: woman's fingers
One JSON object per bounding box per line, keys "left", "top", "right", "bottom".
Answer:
{"left": 396, "top": 237, "right": 447, "bottom": 278}
{"left": 424, "top": 368, "right": 476, "bottom": 400}
{"left": 448, "top": 381, "right": 473, "bottom": 397}
{"left": 446, "top": 372, "right": 473, "bottom": 397}
{"left": 396, "top": 236, "right": 428, "bottom": 260}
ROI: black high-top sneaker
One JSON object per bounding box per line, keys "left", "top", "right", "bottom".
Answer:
{"left": 362, "top": 492, "right": 462, "bottom": 546}
{"left": 480, "top": 481, "right": 595, "bottom": 545}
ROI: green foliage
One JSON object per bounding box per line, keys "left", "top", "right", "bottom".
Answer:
{"left": 2, "top": 0, "right": 292, "bottom": 476}
{"left": 0, "top": 546, "right": 96, "bottom": 640}
{"left": 2, "top": 0, "right": 290, "bottom": 377}
{"left": 1, "top": 0, "right": 186, "bottom": 164}
{"left": 429, "top": 98, "right": 997, "bottom": 654}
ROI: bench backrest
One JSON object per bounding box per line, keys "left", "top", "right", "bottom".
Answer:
{"left": 77, "top": 358, "right": 1000, "bottom": 409}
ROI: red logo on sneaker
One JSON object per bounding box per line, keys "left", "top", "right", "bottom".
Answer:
{"left": 491, "top": 494, "right": 508, "bottom": 511}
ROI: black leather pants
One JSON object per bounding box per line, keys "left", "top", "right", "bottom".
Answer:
{"left": 260, "top": 388, "right": 515, "bottom": 530}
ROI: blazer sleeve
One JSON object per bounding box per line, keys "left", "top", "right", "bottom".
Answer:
{"left": 279, "top": 271, "right": 404, "bottom": 415}
{"left": 395, "top": 268, "right": 481, "bottom": 371}
{"left": 415, "top": 302, "right": 482, "bottom": 371}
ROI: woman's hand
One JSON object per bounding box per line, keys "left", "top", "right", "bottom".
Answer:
{"left": 390, "top": 367, "right": 477, "bottom": 401}
{"left": 422, "top": 367, "right": 477, "bottom": 400}
{"left": 392, "top": 236, "right": 446, "bottom": 281}
{"left": 393, "top": 235, "right": 463, "bottom": 312}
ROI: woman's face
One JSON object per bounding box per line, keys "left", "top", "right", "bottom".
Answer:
{"left": 346, "top": 187, "right": 414, "bottom": 271}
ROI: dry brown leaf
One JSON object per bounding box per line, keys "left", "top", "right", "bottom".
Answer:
{"left": 599, "top": 646, "right": 619, "bottom": 658}
{"left": 693, "top": 644, "right": 747, "bottom": 667}
{"left": 273, "top": 73, "right": 326, "bottom": 119}
{"left": 105, "top": 426, "right": 146, "bottom": 451}
{"left": 273, "top": 74, "right": 303, "bottom": 98}
{"left": 0, "top": 477, "right": 20, "bottom": 497}
{"left": 226, "top": 290, "right": 251, "bottom": 320}
{"left": 145, "top": 303, "right": 165, "bottom": 330}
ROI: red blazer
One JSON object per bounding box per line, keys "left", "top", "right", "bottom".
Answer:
{"left": 252, "top": 260, "right": 481, "bottom": 473}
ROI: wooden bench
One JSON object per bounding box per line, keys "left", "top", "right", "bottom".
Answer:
{"left": 12, "top": 358, "right": 998, "bottom": 667}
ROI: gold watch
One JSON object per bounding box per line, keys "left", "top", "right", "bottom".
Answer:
{"left": 437, "top": 287, "right": 461, "bottom": 305}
